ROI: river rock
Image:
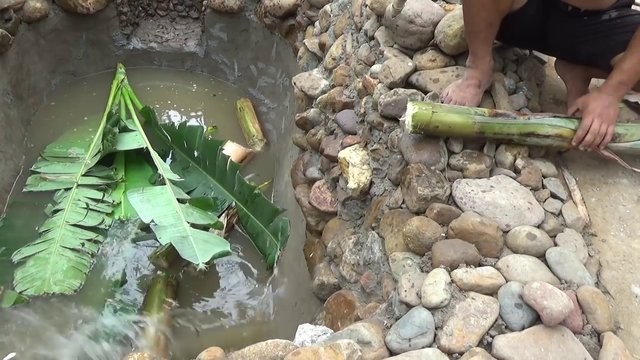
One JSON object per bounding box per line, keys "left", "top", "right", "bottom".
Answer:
{"left": 555, "top": 228, "right": 588, "bottom": 264}
{"left": 434, "top": 6, "right": 467, "bottom": 56}
{"left": 543, "top": 198, "right": 562, "bottom": 215}
{"left": 460, "top": 348, "right": 495, "bottom": 360}
{"left": 389, "top": 252, "right": 423, "bottom": 280}
{"left": 448, "top": 212, "right": 503, "bottom": 258}
{"left": 20, "top": 0, "right": 48, "bottom": 22}
{"left": 426, "top": 203, "right": 462, "bottom": 225}
{"left": 505, "top": 225, "right": 553, "bottom": 257}
{"left": 562, "top": 290, "right": 584, "bottom": 333}
{"left": 448, "top": 150, "right": 493, "bottom": 178}
{"left": 197, "top": 347, "right": 226, "bottom": 360}
{"left": 431, "top": 239, "right": 482, "bottom": 269}
{"left": 497, "top": 281, "right": 539, "bottom": 331}
{"left": 386, "top": 348, "right": 449, "bottom": 360}
{"left": 491, "top": 167, "right": 516, "bottom": 179}
{"left": 451, "top": 267, "right": 506, "bottom": 295}
{"left": 413, "top": 47, "right": 455, "bottom": 71}
{"left": 402, "top": 216, "right": 443, "bottom": 256}
{"left": 491, "top": 325, "right": 593, "bottom": 360}
{"left": 401, "top": 164, "right": 451, "bottom": 213}
{"left": 495, "top": 254, "right": 560, "bottom": 285}
{"left": 334, "top": 109, "right": 358, "bottom": 135}
{"left": 324, "top": 35, "right": 346, "bottom": 71}
{"left": 378, "top": 88, "right": 424, "bottom": 119}
{"left": 295, "top": 184, "right": 332, "bottom": 233}
{"left": 522, "top": 281, "right": 573, "bottom": 326}
{"left": 545, "top": 247, "right": 594, "bottom": 286}
{"left": 324, "top": 290, "right": 361, "bottom": 331}
{"left": 399, "top": 134, "right": 447, "bottom": 170}
{"left": 508, "top": 92, "right": 528, "bottom": 110}
{"left": 562, "top": 201, "right": 586, "bottom": 233}
{"left": 312, "top": 262, "right": 341, "bottom": 300}
{"left": 599, "top": 332, "right": 634, "bottom": 360}
{"left": 338, "top": 144, "right": 372, "bottom": 196}
{"left": 284, "top": 339, "right": 362, "bottom": 360}
{"left": 452, "top": 175, "right": 545, "bottom": 231}
{"left": 380, "top": 209, "right": 414, "bottom": 254}
{"left": 379, "top": 58, "right": 416, "bottom": 89}
{"left": 495, "top": 144, "right": 529, "bottom": 170}
{"left": 576, "top": 285, "right": 614, "bottom": 333}
{"left": 324, "top": 322, "right": 389, "bottom": 360}
{"left": 322, "top": 217, "right": 352, "bottom": 247}
{"left": 0, "top": 0, "right": 24, "bottom": 10}
{"left": 385, "top": 306, "right": 436, "bottom": 354}
{"left": 54, "top": 0, "right": 107, "bottom": 14}
{"left": 0, "top": 29, "right": 11, "bottom": 54}
{"left": 229, "top": 339, "right": 298, "bottom": 360}
{"left": 421, "top": 268, "right": 452, "bottom": 309}
{"left": 540, "top": 212, "right": 565, "bottom": 236}
{"left": 516, "top": 165, "right": 542, "bottom": 190}
{"left": 398, "top": 272, "right": 426, "bottom": 306}
{"left": 381, "top": 0, "right": 445, "bottom": 50}
{"left": 408, "top": 66, "right": 464, "bottom": 95}
{"left": 543, "top": 177, "right": 568, "bottom": 201}
{"left": 293, "top": 70, "right": 330, "bottom": 98}
{"left": 437, "top": 292, "right": 500, "bottom": 354}
{"left": 366, "top": 0, "right": 389, "bottom": 15}
{"left": 294, "top": 324, "right": 333, "bottom": 347}
{"left": 309, "top": 179, "right": 338, "bottom": 214}
{"left": 532, "top": 159, "right": 558, "bottom": 177}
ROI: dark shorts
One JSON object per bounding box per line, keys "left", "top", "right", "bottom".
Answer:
{"left": 496, "top": 0, "right": 640, "bottom": 71}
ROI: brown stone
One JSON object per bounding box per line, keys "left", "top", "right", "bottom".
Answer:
{"left": 320, "top": 86, "right": 356, "bottom": 113}
{"left": 599, "top": 332, "right": 633, "bottom": 360}
{"left": 357, "top": 302, "right": 382, "bottom": 321}
{"left": 334, "top": 13, "right": 350, "bottom": 37}
{"left": 361, "top": 75, "right": 378, "bottom": 95}
{"left": 379, "top": 209, "right": 414, "bottom": 254}
{"left": 295, "top": 108, "right": 324, "bottom": 132}
{"left": 322, "top": 217, "right": 352, "bottom": 247}
{"left": 291, "top": 153, "right": 308, "bottom": 187}
{"left": 460, "top": 348, "right": 495, "bottom": 360}
{"left": 576, "top": 285, "right": 614, "bottom": 333}
{"left": 562, "top": 290, "right": 584, "bottom": 334}
{"left": 321, "top": 135, "right": 343, "bottom": 162}
{"left": 534, "top": 188, "right": 551, "bottom": 203}
{"left": 522, "top": 281, "right": 573, "bottom": 327}
{"left": 306, "top": 126, "right": 326, "bottom": 151}
{"left": 332, "top": 64, "right": 353, "bottom": 87}
{"left": 284, "top": 340, "right": 362, "bottom": 360}
{"left": 312, "top": 261, "right": 341, "bottom": 300}
{"left": 381, "top": 273, "right": 396, "bottom": 300}
{"left": 431, "top": 239, "right": 482, "bottom": 269}
{"left": 324, "top": 290, "right": 361, "bottom": 331}
{"left": 401, "top": 216, "right": 444, "bottom": 255}
{"left": 516, "top": 165, "right": 543, "bottom": 190}
{"left": 197, "top": 347, "right": 226, "bottom": 360}
{"left": 309, "top": 180, "right": 338, "bottom": 214}
{"left": 451, "top": 267, "right": 506, "bottom": 295}
{"left": 304, "top": 234, "right": 326, "bottom": 273}
{"left": 401, "top": 164, "right": 451, "bottom": 213}
{"left": 228, "top": 340, "right": 298, "bottom": 360}
{"left": 448, "top": 212, "right": 504, "bottom": 258}
{"left": 295, "top": 184, "right": 332, "bottom": 233}
{"left": 359, "top": 270, "right": 378, "bottom": 294}
{"left": 426, "top": 203, "right": 462, "bottom": 225}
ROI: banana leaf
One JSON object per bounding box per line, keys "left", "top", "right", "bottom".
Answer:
{"left": 112, "top": 152, "right": 155, "bottom": 220}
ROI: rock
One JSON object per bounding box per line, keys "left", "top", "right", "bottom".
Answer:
{"left": 545, "top": 247, "right": 594, "bottom": 286}
{"left": 379, "top": 58, "right": 416, "bottom": 89}
{"left": 495, "top": 144, "right": 529, "bottom": 170}
{"left": 284, "top": 340, "right": 362, "bottom": 360}
{"left": 389, "top": 252, "right": 423, "bottom": 281}
{"left": 293, "top": 71, "right": 330, "bottom": 98}
{"left": 304, "top": 234, "right": 326, "bottom": 272}
{"left": 495, "top": 254, "right": 560, "bottom": 285}
{"left": 522, "top": 281, "right": 573, "bottom": 326}
{"left": 399, "top": 134, "right": 447, "bottom": 170}
{"left": 228, "top": 339, "right": 298, "bottom": 360}
{"left": 324, "top": 322, "right": 389, "bottom": 360}
{"left": 295, "top": 184, "right": 332, "bottom": 233}
{"left": 378, "top": 88, "right": 424, "bottom": 119}
{"left": 338, "top": 145, "right": 372, "bottom": 196}
{"left": 532, "top": 159, "right": 558, "bottom": 177}
{"left": 294, "top": 324, "right": 334, "bottom": 347}
{"left": 402, "top": 216, "right": 443, "bottom": 256}
{"left": 540, "top": 212, "right": 565, "bottom": 236}
{"left": 508, "top": 92, "right": 528, "bottom": 110}
{"left": 421, "top": 268, "right": 452, "bottom": 309}
{"left": 322, "top": 217, "right": 352, "bottom": 247}
{"left": 426, "top": 203, "right": 462, "bottom": 225}
{"left": 491, "top": 73, "right": 514, "bottom": 112}
{"left": 398, "top": 272, "right": 426, "bottom": 306}
{"left": 562, "top": 201, "right": 586, "bottom": 233}
{"left": 599, "top": 332, "right": 633, "bottom": 360}
{"left": 332, "top": 65, "right": 353, "bottom": 86}
{"left": 366, "top": 0, "right": 389, "bottom": 16}
{"left": 401, "top": 164, "right": 451, "bottom": 213}
{"left": 20, "top": 0, "right": 48, "bottom": 22}
{"left": 386, "top": 348, "right": 449, "bottom": 360}
{"left": 555, "top": 228, "right": 588, "bottom": 264}
{"left": 585, "top": 256, "right": 600, "bottom": 279}
{"left": 516, "top": 165, "right": 542, "bottom": 190}
{"left": 295, "top": 108, "right": 324, "bottom": 132}
{"left": 309, "top": 180, "right": 338, "bottom": 214}
{"left": 448, "top": 212, "right": 503, "bottom": 258}
{"left": 260, "top": 0, "right": 300, "bottom": 17}
{"left": 413, "top": 47, "right": 455, "bottom": 71}
{"left": 54, "top": 0, "right": 107, "bottom": 14}
{"left": 320, "top": 136, "right": 343, "bottom": 161}
{"left": 491, "top": 325, "right": 593, "bottom": 360}
{"left": 380, "top": 209, "right": 415, "bottom": 254}
{"left": 408, "top": 66, "right": 464, "bottom": 95}
{"left": 320, "top": 86, "right": 356, "bottom": 113}
{"left": 381, "top": 0, "right": 445, "bottom": 50}
{"left": 460, "top": 348, "right": 495, "bottom": 360}
{"left": 562, "top": 290, "right": 584, "bottom": 334}
{"left": 324, "top": 35, "right": 346, "bottom": 71}
{"left": 490, "top": 168, "right": 516, "bottom": 179}
{"left": 452, "top": 175, "right": 545, "bottom": 231}
{"left": 385, "top": 306, "right": 436, "bottom": 354}
{"left": 505, "top": 225, "right": 554, "bottom": 257}
{"left": 431, "top": 239, "right": 482, "bottom": 269}
{"left": 534, "top": 188, "right": 551, "bottom": 202}
{"left": 543, "top": 177, "right": 568, "bottom": 201}
{"left": 334, "top": 110, "right": 358, "bottom": 135}
{"left": 451, "top": 267, "right": 506, "bottom": 295}
{"left": 197, "top": 347, "right": 226, "bottom": 360}
{"left": 0, "top": 29, "right": 11, "bottom": 54}
{"left": 0, "top": 0, "right": 24, "bottom": 10}
{"left": 576, "top": 285, "right": 614, "bottom": 333}
{"left": 446, "top": 138, "right": 464, "bottom": 154}
{"left": 374, "top": 27, "right": 394, "bottom": 47}
{"left": 498, "top": 281, "right": 539, "bottom": 331}
{"left": 324, "top": 290, "right": 361, "bottom": 331}
{"left": 312, "top": 262, "right": 341, "bottom": 300}
{"left": 543, "top": 198, "right": 562, "bottom": 215}
{"left": 437, "top": 292, "right": 500, "bottom": 354}
{"left": 448, "top": 150, "right": 493, "bottom": 178}
{"left": 434, "top": 6, "right": 467, "bottom": 56}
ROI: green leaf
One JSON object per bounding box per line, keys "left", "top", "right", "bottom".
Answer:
{"left": 112, "top": 152, "right": 155, "bottom": 220}
{"left": 115, "top": 131, "right": 146, "bottom": 151}
{"left": 1, "top": 289, "right": 29, "bottom": 308}
{"left": 139, "top": 107, "right": 290, "bottom": 267}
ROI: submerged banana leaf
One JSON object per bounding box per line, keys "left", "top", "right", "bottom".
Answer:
{"left": 112, "top": 152, "right": 155, "bottom": 220}
{"left": 10, "top": 67, "right": 126, "bottom": 296}
{"left": 138, "top": 106, "right": 290, "bottom": 267}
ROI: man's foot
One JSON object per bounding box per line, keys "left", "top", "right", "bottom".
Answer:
{"left": 554, "top": 59, "right": 593, "bottom": 111}
{"left": 441, "top": 64, "right": 494, "bottom": 107}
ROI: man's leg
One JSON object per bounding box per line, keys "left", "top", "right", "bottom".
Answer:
{"left": 441, "top": 0, "right": 527, "bottom": 106}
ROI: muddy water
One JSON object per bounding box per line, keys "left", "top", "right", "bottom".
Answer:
{"left": 0, "top": 67, "right": 286, "bottom": 359}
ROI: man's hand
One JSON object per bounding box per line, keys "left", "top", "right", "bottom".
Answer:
{"left": 569, "top": 88, "right": 619, "bottom": 151}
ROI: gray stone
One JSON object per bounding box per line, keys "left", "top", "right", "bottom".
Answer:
{"left": 292, "top": 70, "right": 330, "bottom": 98}
{"left": 505, "top": 225, "right": 554, "bottom": 257}
{"left": 323, "top": 322, "right": 389, "bottom": 359}
{"left": 401, "top": 164, "right": 451, "bottom": 213}
{"left": 366, "top": 0, "right": 390, "bottom": 16}
{"left": 379, "top": 58, "right": 416, "bottom": 88}
{"left": 55, "top": 0, "right": 108, "bottom": 14}
{"left": 386, "top": 348, "right": 449, "bottom": 360}
{"left": 421, "top": 268, "right": 452, "bottom": 309}
{"left": 490, "top": 167, "right": 516, "bottom": 178}
{"left": 413, "top": 47, "right": 455, "bottom": 71}
{"left": 495, "top": 254, "right": 560, "bottom": 285}
{"left": 426, "top": 203, "right": 462, "bottom": 225}
{"left": 446, "top": 137, "right": 463, "bottom": 153}
{"left": 555, "top": 228, "right": 588, "bottom": 264}
{"left": 540, "top": 212, "right": 565, "bottom": 236}
{"left": 312, "top": 262, "right": 341, "bottom": 300}
{"left": 385, "top": 306, "right": 436, "bottom": 354}
{"left": 335, "top": 110, "right": 359, "bottom": 135}
{"left": 448, "top": 150, "right": 493, "bottom": 178}
{"left": 390, "top": 252, "right": 423, "bottom": 281}
{"left": 451, "top": 266, "right": 506, "bottom": 295}
{"left": 508, "top": 92, "right": 528, "bottom": 110}
{"left": 543, "top": 177, "right": 568, "bottom": 201}
{"left": 294, "top": 324, "right": 333, "bottom": 347}
{"left": 448, "top": 211, "right": 504, "bottom": 258}
{"left": 378, "top": 88, "right": 425, "bottom": 119}
{"left": 398, "top": 272, "right": 426, "bottom": 306}
{"left": 534, "top": 189, "right": 551, "bottom": 203}
{"left": 532, "top": 159, "right": 558, "bottom": 177}
{"left": 562, "top": 201, "right": 586, "bottom": 233}
{"left": 492, "top": 325, "right": 593, "bottom": 360}
{"left": 408, "top": 66, "right": 464, "bottom": 95}
{"left": 431, "top": 239, "right": 482, "bottom": 269}
{"left": 399, "top": 134, "right": 447, "bottom": 171}
{"left": 495, "top": 144, "right": 529, "bottom": 170}
{"left": 545, "top": 247, "right": 594, "bottom": 286}
{"left": 498, "top": 281, "right": 539, "bottom": 331}
{"left": 381, "top": 0, "right": 445, "bottom": 50}
{"left": 0, "top": 29, "right": 11, "bottom": 55}
{"left": 543, "top": 198, "right": 563, "bottom": 215}
{"left": 452, "top": 175, "right": 545, "bottom": 231}
{"left": 402, "top": 216, "right": 444, "bottom": 256}
{"left": 374, "top": 27, "right": 395, "bottom": 47}
{"left": 434, "top": 6, "right": 467, "bottom": 56}
{"left": 522, "top": 281, "right": 573, "bottom": 326}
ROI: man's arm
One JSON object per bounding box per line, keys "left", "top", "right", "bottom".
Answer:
{"left": 571, "top": 27, "right": 640, "bottom": 150}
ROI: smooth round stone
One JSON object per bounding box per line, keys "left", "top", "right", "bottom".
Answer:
{"left": 522, "top": 281, "right": 573, "bottom": 326}
{"left": 555, "top": 228, "right": 588, "bottom": 264}
{"left": 562, "top": 290, "right": 584, "bottom": 334}
{"left": 385, "top": 306, "right": 436, "bottom": 354}
{"left": 495, "top": 254, "right": 560, "bottom": 285}
{"left": 402, "top": 216, "right": 444, "bottom": 256}
{"left": 505, "top": 225, "right": 554, "bottom": 257}
{"left": 431, "top": 239, "right": 482, "bottom": 269}
{"left": 389, "top": 252, "right": 423, "bottom": 281}
{"left": 545, "top": 247, "right": 595, "bottom": 286}
{"left": 497, "top": 281, "right": 539, "bottom": 331}
{"left": 577, "top": 285, "right": 615, "bottom": 333}
{"left": 492, "top": 325, "right": 593, "bottom": 360}
{"left": 421, "top": 268, "right": 452, "bottom": 309}
{"left": 451, "top": 267, "right": 506, "bottom": 295}
{"left": 599, "top": 332, "right": 634, "bottom": 360}
{"left": 398, "top": 272, "right": 426, "bottom": 306}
